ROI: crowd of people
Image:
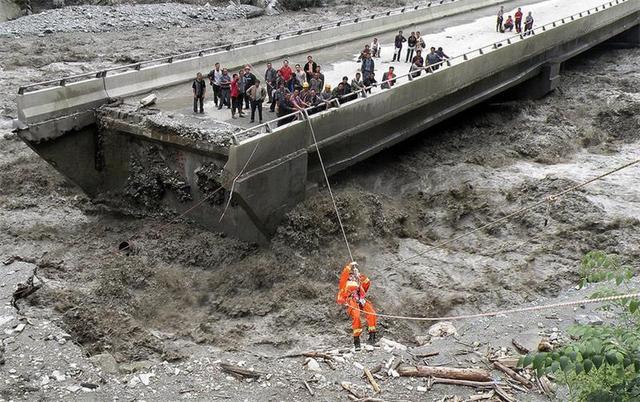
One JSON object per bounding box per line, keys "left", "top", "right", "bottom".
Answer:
{"left": 191, "top": 6, "right": 534, "bottom": 125}
{"left": 192, "top": 31, "right": 451, "bottom": 126}
{"left": 496, "top": 6, "right": 535, "bottom": 36}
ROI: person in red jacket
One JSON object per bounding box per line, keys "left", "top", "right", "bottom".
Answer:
{"left": 514, "top": 8, "right": 523, "bottom": 33}
{"left": 279, "top": 60, "right": 294, "bottom": 92}
{"left": 230, "top": 73, "right": 245, "bottom": 119}
{"left": 336, "top": 261, "right": 377, "bottom": 350}
{"left": 503, "top": 15, "right": 514, "bottom": 32}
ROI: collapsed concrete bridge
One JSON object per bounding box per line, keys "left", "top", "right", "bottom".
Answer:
{"left": 15, "top": 0, "right": 640, "bottom": 243}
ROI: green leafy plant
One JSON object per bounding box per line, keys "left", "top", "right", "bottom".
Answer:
{"left": 518, "top": 251, "right": 639, "bottom": 401}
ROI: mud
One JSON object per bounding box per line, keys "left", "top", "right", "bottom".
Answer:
{"left": 1, "top": 4, "right": 640, "bottom": 400}
{"left": 124, "top": 145, "right": 193, "bottom": 206}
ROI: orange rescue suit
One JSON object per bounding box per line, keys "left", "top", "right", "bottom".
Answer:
{"left": 336, "top": 264, "right": 377, "bottom": 337}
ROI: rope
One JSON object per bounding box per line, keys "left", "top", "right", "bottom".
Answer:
{"left": 349, "top": 292, "right": 640, "bottom": 322}
{"left": 303, "top": 109, "right": 354, "bottom": 263}
{"left": 397, "top": 158, "right": 640, "bottom": 265}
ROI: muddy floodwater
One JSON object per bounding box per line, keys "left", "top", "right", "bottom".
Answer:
{"left": 0, "top": 7, "right": 639, "bottom": 399}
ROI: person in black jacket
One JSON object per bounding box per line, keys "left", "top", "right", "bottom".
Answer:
{"left": 392, "top": 30, "right": 406, "bottom": 62}
{"left": 304, "top": 55, "right": 318, "bottom": 83}
{"left": 277, "top": 93, "right": 296, "bottom": 127}
{"left": 406, "top": 32, "right": 417, "bottom": 63}
{"left": 192, "top": 72, "right": 206, "bottom": 114}
{"left": 240, "top": 65, "right": 257, "bottom": 110}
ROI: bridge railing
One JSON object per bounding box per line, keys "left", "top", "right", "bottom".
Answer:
{"left": 232, "top": 0, "right": 629, "bottom": 145}
{"left": 17, "top": 0, "right": 464, "bottom": 95}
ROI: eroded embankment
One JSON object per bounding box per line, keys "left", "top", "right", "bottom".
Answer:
{"left": 1, "top": 46, "right": 639, "bottom": 363}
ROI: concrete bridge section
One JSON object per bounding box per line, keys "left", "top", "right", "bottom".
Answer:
{"left": 14, "top": 0, "right": 640, "bottom": 244}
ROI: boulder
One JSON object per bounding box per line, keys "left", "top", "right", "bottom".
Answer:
{"left": 427, "top": 321, "right": 458, "bottom": 338}
{"left": 575, "top": 314, "right": 603, "bottom": 326}
{"left": 89, "top": 353, "right": 119, "bottom": 374}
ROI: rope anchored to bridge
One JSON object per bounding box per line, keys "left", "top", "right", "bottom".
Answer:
{"left": 303, "top": 109, "right": 355, "bottom": 263}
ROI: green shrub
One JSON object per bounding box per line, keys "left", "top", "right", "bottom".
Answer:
{"left": 518, "top": 251, "right": 640, "bottom": 401}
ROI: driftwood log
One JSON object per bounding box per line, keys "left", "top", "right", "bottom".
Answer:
{"left": 398, "top": 364, "right": 491, "bottom": 382}
{"left": 219, "top": 363, "right": 263, "bottom": 379}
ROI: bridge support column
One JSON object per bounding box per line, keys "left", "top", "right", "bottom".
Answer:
{"left": 517, "top": 61, "right": 562, "bottom": 99}
{"left": 607, "top": 24, "right": 640, "bottom": 47}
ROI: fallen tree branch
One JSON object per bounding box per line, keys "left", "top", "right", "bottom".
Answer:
{"left": 11, "top": 267, "right": 43, "bottom": 311}
{"left": 398, "top": 364, "right": 491, "bottom": 382}
{"left": 414, "top": 351, "right": 440, "bottom": 358}
{"left": 494, "top": 384, "right": 517, "bottom": 402}
{"left": 341, "top": 381, "right": 362, "bottom": 399}
{"left": 431, "top": 377, "right": 497, "bottom": 389}
{"left": 493, "top": 361, "right": 533, "bottom": 389}
{"left": 219, "top": 363, "right": 263, "bottom": 379}
{"left": 303, "top": 380, "right": 314, "bottom": 396}
{"left": 511, "top": 339, "right": 530, "bottom": 354}
{"left": 468, "top": 391, "right": 495, "bottom": 401}
{"left": 280, "top": 351, "right": 337, "bottom": 361}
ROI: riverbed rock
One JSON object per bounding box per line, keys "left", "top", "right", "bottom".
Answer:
{"left": 574, "top": 314, "right": 603, "bottom": 326}
{"left": 428, "top": 321, "right": 458, "bottom": 338}
{"left": 89, "top": 353, "right": 119, "bottom": 374}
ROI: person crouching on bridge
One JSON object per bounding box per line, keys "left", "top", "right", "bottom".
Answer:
{"left": 192, "top": 72, "right": 206, "bottom": 114}
{"left": 503, "top": 15, "right": 514, "bottom": 33}
{"left": 427, "top": 47, "right": 442, "bottom": 71}
{"left": 337, "top": 262, "right": 377, "bottom": 350}
{"left": 381, "top": 67, "right": 396, "bottom": 89}
{"left": 276, "top": 93, "right": 296, "bottom": 126}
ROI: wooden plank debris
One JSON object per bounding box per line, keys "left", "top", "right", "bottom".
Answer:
{"left": 364, "top": 368, "right": 381, "bottom": 394}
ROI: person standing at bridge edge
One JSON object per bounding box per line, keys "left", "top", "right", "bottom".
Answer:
{"left": 406, "top": 32, "right": 417, "bottom": 63}
{"left": 392, "top": 30, "right": 406, "bottom": 62}
{"left": 230, "top": 73, "right": 245, "bottom": 119}
{"left": 207, "top": 62, "right": 222, "bottom": 108}
{"left": 523, "top": 11, "right": 534, "bottom": 36}
{"left": 496, "top": 6, "right": 504, "bottom": 32}
{"left": 247, "top": 80, "right": 267, "bottom": 123}
{"left": 218, "top": 68, "right": 231, "bottom": 110}
{"left": 514, "top": 7, "right": 523, "bottom": 33}
{"left": 337, "top": 262, "right": 377, "bottom": 350}
{"left": 192, "top": 72, "right": 206, "bottom": 114}
{"left": 241, "top": 66, "right": 257, "bottom": 110}
{"left": 361, "top": 52, "right": 375, "bottom": 83}
{"left": 264, "top": 62, "right": 277, "bottom": 108}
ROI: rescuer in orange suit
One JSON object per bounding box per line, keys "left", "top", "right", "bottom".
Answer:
{"left": 336, "top": 261, "right": 377, "bottom": 350}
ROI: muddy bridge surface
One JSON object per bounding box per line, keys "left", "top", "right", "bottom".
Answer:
{"left": 14, "top": 0, "right": 640, "bottom": 243}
